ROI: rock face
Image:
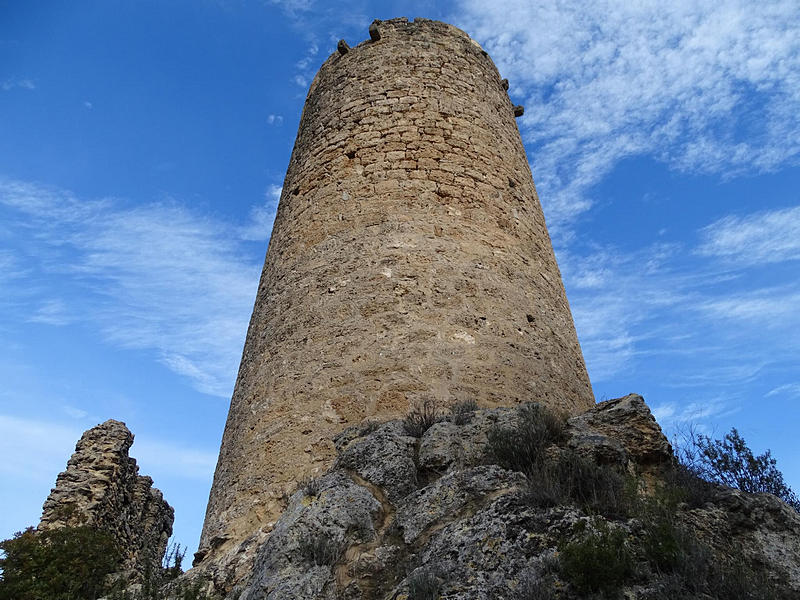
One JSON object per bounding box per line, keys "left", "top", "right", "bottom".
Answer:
{"left": 198, "top": 16, "right": 594, "bottom": 573}
{"left": 197, "top": 395, "right": 800, "bottom": 599}
{"left": 39, "top": 419, "right": 174, "bottom": 580}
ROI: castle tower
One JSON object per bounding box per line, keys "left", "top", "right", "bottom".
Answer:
{"left": 197, "top": 18, "right": 593, "bottom": 568}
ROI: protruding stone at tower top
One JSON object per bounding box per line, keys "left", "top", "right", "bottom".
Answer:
{"left": 197, "top": 17, "right": 593, "bottom": 577}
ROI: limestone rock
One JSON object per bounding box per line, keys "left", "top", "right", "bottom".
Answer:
{"left": 566, "top": 393, "right": 673, "bottom": 474}
{"left": 334, "top": 421, "right": 418, "bottom": 503}
{"left": 395, "top": 465, "right": 524, "bottom": 544}
{"left": 417, "top": 407, "right": 516, "bottom": 471}
{"left": 683, "top": 485, "right": 800, "bottom": 590}
{"left": 238, "top": 471, "right": 382, "bottom": 600}
{"left": 39, "top": 419, "right": 173, "bottom": 581}
{"left": 226, "top": 396, "right": 800, "bottom": 600}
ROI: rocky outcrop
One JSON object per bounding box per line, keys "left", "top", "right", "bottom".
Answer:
{"left": 186, "top": 395, "right": 800, "bottom": 599}
{"left": 39, "top": 419, "right": 174, "bottom": 581}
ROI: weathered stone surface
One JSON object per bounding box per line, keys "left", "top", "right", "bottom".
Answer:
{"left": 225, "top": 397, "right": 800, "bottom": 600}
{"left": 683, "top": 486, "right": 800, "bottom": 590}
{"left": 198, "top": 16, "right": 594, "bottom": 578}
{"left": 418, "top": 407, "right": 516, "bottom": 471}
{"left": 39, "top": 419, "right": 173, "bottom": 581}
{"left": 395, "top": 465, "right": 524, "bottom": 544}
{"left": 238, "top": 472, "right": 382, "bottom": 600}
{"left": 566, "top": 393, "right": 673, "bottom": 474}
{"left": 334, "top": 421, "right": 418, "bottom": 503}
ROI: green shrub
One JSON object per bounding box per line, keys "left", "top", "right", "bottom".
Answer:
{"left": 637, "top": 482, "right": 784, "bottom": 600}
{"left": 642, "top": 549, "right": 781, "bottom": 600}
{"left": 486, "top": 403, "right": 565, "bottom": 473}
{"left": 662, "top": 462, "right": 717, "bottom": 508}
{"left": 404, "top": 400, "right": 440, "bottom": 437}
{"left": 559, "top": 522, "right": 634, "bottom": 598}
{"left": 450, "top": 399, "right": 478, "bottom": 425}
{"left": 299, "top": 476, "right": 322, "bottom": 498}
{"left": 297, "top": 532, "right": 344, "bottom": 567}
{"left": 0, "top": 526, "right": 120, "bottom": 600}
{"left": 407, "top": 567, "right": 440, "bottom": 600}
{"left": 522, "top": 451, "right": 633, "bottom": 519}
{"left": 511, "top": 571, "right": 556, "bottom": 600}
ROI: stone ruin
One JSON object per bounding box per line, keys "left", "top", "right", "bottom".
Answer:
{"left": 38, "top": 419, "right": 173, "bottom": 581}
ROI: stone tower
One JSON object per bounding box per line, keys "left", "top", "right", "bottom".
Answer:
{"left": 197, "top": 17, "right": 593, "bottom": 570}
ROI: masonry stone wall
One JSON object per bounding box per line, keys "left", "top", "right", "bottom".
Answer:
{"left": 197, "top": 17, "right": 593, "bottom": 570}
{"left": 39, "top": 419, "right": 173, "bottom": 580}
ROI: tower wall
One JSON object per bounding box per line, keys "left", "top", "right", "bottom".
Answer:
{"left": 198, "top": 18, "right": 593, "bottom": 565}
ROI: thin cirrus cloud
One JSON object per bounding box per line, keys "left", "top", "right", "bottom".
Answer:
{"left": 0, "top": 178, "right": 263, "bottom": 398}
{"left": 697, "top": 205, "right": 800, "bottom": 265}
{"left": 1, "top": 78, "right": 36, "bottom": 91}
{"left": 239, "top": 184, "right": 282, "bottom": 241}
{"left": 0, "top": 414, "right": 216, "bottom": 484}
{"left": 563, "top": 216, "right": 800, "bottom": 386}
{"left": 454, "top": 0, "right": 800, "bottom": 231}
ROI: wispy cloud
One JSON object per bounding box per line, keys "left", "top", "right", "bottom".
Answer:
{"left": 266, "top": 114, "right": 284, "bottom": 126}
{"left": 651, "top": 396, "right": 737, "bottom": 429}
{"left": 239, "top": 184, "right": 281, "bottom": 241}
{"left": 562, "top": 202, "right": 800, "bottom": 390}
{"left": 266, "top": 0, "right": 314, "bottom": 18}
{"left": 0, "top": 415, "right": 80, "bottom": 484}
{"left": 455, "top": 1, "right": 800, "bottom": 232}
{"left": 766, "top": 383, "right": 800, "bottom": 399}
{"left": 62, "top": 405, "right": 89, "bottom": 420}
{"left": 28, "top": 299, "right": 72, "bottom": 326}
{"left": 134, "top": 439, "right": 217, "bottom": 481}
{"left": 1, "top": 78, "right": 35, "bottom": 91}
{"left": 698, "top": 205, "right": 800, "bottom": 265}
{"left": 0, "top": 178, "right": 262, "bottom": 397}
{"left": 0, "top": 414, "right": 216, "bottom": 484}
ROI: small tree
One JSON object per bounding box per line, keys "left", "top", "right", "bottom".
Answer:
{"left": 677, "top": 427, "right": 800, "bottom": 512}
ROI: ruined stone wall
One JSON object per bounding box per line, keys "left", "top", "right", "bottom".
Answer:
{"left": 39, "top": 419, "right": 173, "bottom": 580}
{"left": 197, "top": 17, "right": 593, "bottom": 568}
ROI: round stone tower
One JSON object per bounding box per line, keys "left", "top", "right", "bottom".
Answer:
{"left": 197, "top": 17, "right": 593, "bottom": 570}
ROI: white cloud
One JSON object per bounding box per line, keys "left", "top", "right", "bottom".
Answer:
{"left": 699, "top": 287, "right": 800, "bottom": 325}
{"left": 561, "top": 222, "right": 800, "bottom": 387}
{"left": 698, "top": 205, "right": 800, "bottom": 265}
{"left": 292, "top": 39, "right": 319, "bottom": 90}
{"left": 651, "top": 396, "right": 735, "bottom": 428}
{"left": 267, "top": 114, "right": 284, "bottom": 125}
{"left": 0, "top": 178, "right": 261, "bottom": 398}
{"left": 0, "top": 415, "right": 80, "bottom": 483}
{"left": 28, "top": 299, "right": 72, "bottom": 326}
{"left": 134, "top": 439, "right": 217, "bottom": 481}
{"left": 1, "top": 78, "right": 35, "bottom": 91}
{"left": 239, "top": 184, "right": 281, "bottom": 241}
{"left": 266, "top": 0, "right": 314, "bottom": 16}
{"left": 62, "top": 405, "right": 89, "bottom": 419}
{"left": 766, "top": 383, "right": 800, "bottom": 398}
{"left": 455, "top": 0, "right": 800, "bottom": 232}
{"left": 0, "top": 414, "right": 216, "bottom": 485}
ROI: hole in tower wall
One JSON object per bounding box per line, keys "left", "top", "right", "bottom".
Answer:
{"left": 346, "top": 150, "right": 356, "bottom": 159}
{"left": 292, "top": 187, "right": 300, "bottom": 196}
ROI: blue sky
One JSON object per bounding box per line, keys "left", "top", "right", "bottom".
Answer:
{"left": 1, "top": 0, "right": 799, "bottom": 555}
